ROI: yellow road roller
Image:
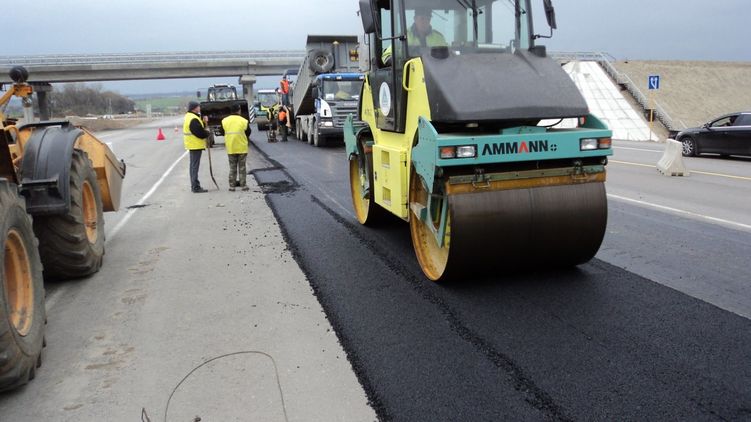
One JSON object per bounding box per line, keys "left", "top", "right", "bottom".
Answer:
{"left": 345, "top": 0, "right": 613, "bottom": 281}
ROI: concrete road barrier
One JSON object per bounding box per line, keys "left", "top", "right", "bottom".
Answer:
{"left": 657, "top": 139, "right": 690, "bottom": 176}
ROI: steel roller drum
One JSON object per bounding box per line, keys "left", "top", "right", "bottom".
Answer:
{"left": 443, "top": 182, "right": 607, "bottom": 278}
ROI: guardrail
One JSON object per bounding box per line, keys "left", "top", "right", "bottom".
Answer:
{"left": 551, "top": 51, "right": 679, "bottom": 131}
{"left": 0, "top": 50, "right": 307, "bottom": 66}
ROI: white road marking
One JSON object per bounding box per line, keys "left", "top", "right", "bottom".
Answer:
{"left": 610, "top": 160, "right": 751, "bottom": 181}
{"left": 608, "top": 193, "right": 751, "bottom": 232}
{"left": 610, "top": 159, "right": 654, "bottom": 168}
{"left": 689, "top": 169, "right": 751, "bottom": 181}
{"left": 613, "top": 146, "right": 662, "bottom": 153}
{"left": 106, "top": 151, "right": 188, "bottom": 241}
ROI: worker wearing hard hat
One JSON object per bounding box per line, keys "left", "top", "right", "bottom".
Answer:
{"left": 183, "top": 101, "right": 210, "bottom": 193}
{"left": 221, "top": 104, "right": 251, "bottom": 191}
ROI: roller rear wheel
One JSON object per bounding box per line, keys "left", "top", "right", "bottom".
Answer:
{"left": 349, "top": 154, "right": 387, "bottom": 225}
{"left": 409, "top": 171, "right": 450, "bottom": 281}
{"left": 34, "top": 149, "right": 105, "bottom": 280}
{"left": 0, "top": 180, "right": 45, "bottom": 392}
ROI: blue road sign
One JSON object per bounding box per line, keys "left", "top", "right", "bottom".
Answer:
{"left": 648, "top": 75, "right": 660, "bottom": 90}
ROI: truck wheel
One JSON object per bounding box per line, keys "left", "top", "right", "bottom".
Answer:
{"left": 313, "top": 123, "right": 324, "bottom": 147}
{"left": 308, "top": 49, "right": 335, "bottom": 74}
{"left": 34, "top": 149, "right": 105, "bottom": 280}
{"left": 0, "top": 180, "right": 45, "bottom": 392}
{"left": 296, "top": 124, "right": 301, "bottom": 140}
{"left": 306, "top": 121, "right": 314, "bottom": 145}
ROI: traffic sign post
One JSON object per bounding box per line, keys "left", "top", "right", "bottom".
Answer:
{"left": 648, "top": 75, "right": 660, "bottom": 90}
{"left": 647, "top": 75, "right": 660, "bottom": 141}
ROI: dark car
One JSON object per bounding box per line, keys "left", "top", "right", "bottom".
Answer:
{"left": 677, "top": 111, "right": 751, "bottom": 157}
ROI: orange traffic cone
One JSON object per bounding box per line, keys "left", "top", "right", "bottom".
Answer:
{"left": 156, "top": 128, "right": 166, "bottom": 141}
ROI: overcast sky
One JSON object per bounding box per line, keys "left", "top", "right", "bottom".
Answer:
{"left": 5, "top": 0, "right": 749, "bottom": 94}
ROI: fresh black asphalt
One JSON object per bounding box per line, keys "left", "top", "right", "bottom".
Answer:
{"left": 250, "top": 135, "right": 751, "bottom": 421}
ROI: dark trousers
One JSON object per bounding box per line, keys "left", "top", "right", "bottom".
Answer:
{"left": 279, "top": 124, "right": 288, "bottom": 142}
{"left": 189, "top": 149, "right": 203, "bottom": 191}
{"left": 228, "top": 153, "right": 247, "bottom": 187}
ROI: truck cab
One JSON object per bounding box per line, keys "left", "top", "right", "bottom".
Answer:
{"left": 310, "top": 73, "right": 365, "bottom": 140}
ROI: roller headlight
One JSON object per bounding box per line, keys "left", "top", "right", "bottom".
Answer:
{"left": 440, "top": 145, "right": 477, "bottom": 159}
{"left": 580, "top": 138, "right": 598, "bottom": 150}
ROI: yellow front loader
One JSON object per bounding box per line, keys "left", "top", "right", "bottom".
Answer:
{"left": 0, "top": 66, "right": 126, "bottom": 391}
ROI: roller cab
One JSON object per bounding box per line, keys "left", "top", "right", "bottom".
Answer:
{"left": 347, "top": 0, "right": 613, "bottom": 280}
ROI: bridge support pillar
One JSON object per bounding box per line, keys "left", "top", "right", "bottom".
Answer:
{"left": 239, "top": 75, "right": 256, "bottom": 106}
{"left": 32, "top": 83, "right": 53, "bottom": 120}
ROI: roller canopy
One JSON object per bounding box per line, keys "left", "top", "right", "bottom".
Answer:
{"left": 421, "top": 50, "right": 589, "bottom": 123}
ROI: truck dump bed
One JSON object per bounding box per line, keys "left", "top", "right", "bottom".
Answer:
{"left": 292, "top": 35, "right": 361, "bottom": 117}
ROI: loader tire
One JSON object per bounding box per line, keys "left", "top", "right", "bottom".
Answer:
{"left": 0, "top": 180, "right": 46, "bottom": 392}
{"left": 34, "top": 149, "right": 105, "bottom": 280}
{"left": 308, "top": 49, "right": 335, "bottom": 74}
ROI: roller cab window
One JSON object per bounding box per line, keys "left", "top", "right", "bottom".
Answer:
{"left": 401, "top": 0, "right": 531, "bottom": 59}
{"left": 256, "top": 92, "right": 277, "bottom": 107}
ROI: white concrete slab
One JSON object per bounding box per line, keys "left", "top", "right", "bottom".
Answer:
{"left": 562, "top": 61, "right": 657, "bottom": 142}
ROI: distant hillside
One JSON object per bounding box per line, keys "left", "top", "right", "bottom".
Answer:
{"left": 133, "top": 94, "right": 194, "bottom": 114}
{"left": 128, "top": 91, "right": 196, "bottom": 100}
{"left": 614, "top": 61, "right": 751, "bottom": 129}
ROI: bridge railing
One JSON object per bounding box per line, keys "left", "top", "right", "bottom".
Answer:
{"left": 551, "top": 51, "right": 678, "bottom": 131}
{"left": 0, "top": 51, "right": 307, "bottom": 66}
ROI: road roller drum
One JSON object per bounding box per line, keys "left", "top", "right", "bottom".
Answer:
{"left": 410, "top": 177, "right": 608, "bottom": 281}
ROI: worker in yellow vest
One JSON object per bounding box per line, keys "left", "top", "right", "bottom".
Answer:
{"left": 221, "top": 104, "right": 251, "bottom": 191}
{"left": 382, "top": 7, "right": 447, "bottom": 65}
{"left": 183, "top": 101, "right": 211, "bottom": 193}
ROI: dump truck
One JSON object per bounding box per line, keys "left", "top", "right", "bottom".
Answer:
{"left": 291, "top": 35, "right": 365, "bottom": 147}
{"left": 253, "top": 88, "right": 280, "bottom": 131}
{"left": 198, "top": 84, "right": 250, "bottom": 146}
{"left": 0, "top": 66, "right": 126, "bottom": 391}
{"left": 346, "top": 0, "right": 613, "bottom": 281}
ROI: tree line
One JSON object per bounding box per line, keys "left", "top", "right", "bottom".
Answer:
{"left": 48, "top": 83, "right": 135, "bottom": 117}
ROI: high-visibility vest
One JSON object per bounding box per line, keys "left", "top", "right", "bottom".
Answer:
{"left": 183, "top": 112, "right": 206, "bottom": 150}
{"left": 381, "top": 27, "right": 446, "bottom": 63}
{"left": 278, "top": 110, "right": 287, "bottom": 124}
{"left": 280, "top": 79, "right": 290, "bottom": 94}
{"left": 221, "top": 114, "right": 249, "bottom": 154}
{"left": 407, "top": 27, "right": 446, "bottom": 48}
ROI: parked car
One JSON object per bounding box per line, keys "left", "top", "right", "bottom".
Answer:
{"left": 677, "top": 111, "right": 751, "bottom": 157}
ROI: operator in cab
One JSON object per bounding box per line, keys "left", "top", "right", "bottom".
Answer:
{"left": 382, "top": 7, "right": 447, "bottom": 65}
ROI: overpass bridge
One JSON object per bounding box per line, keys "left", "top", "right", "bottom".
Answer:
{"left": 0, "top": 51, "right": 306, "bottom": 119}
{"left": 4, "top": 50, "right": 727, "bottom": 137}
